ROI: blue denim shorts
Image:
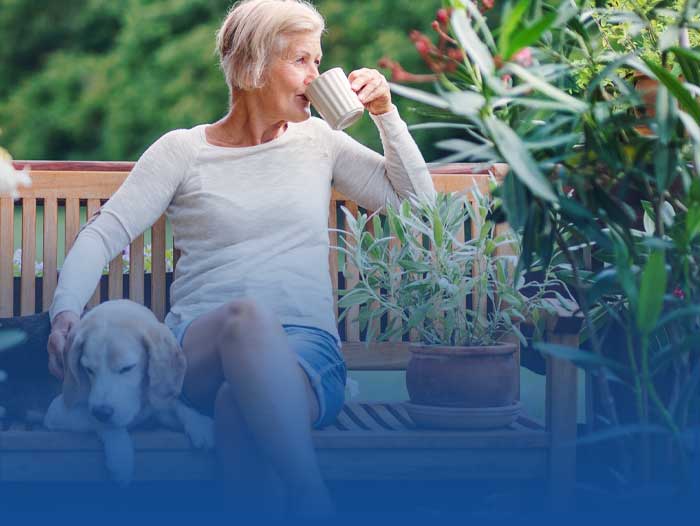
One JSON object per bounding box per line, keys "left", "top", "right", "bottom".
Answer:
{"left": 170, "top": 319, "right": 346, "bottom": 429}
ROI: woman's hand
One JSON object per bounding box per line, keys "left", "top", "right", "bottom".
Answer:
{"left": 348, "top": 68, "right": 393, "bottom": 116}
{"left": 47, "top": 310, "right": 80, "bottom": 380}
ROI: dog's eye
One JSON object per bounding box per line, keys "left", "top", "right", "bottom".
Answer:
{"left": 119, "top": 365, "right": 135, "bottom": 374}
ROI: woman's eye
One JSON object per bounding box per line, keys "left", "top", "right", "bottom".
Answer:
{"left": 119, "top": 365, "right": 135, "bottom": 374}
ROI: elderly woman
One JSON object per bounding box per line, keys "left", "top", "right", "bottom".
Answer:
{"left": 47, "top": 0, "right": 435, "bottom": 518}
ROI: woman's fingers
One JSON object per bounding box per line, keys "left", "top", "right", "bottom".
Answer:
{"left": 348, "top": 68, "right": 392, "bottom": 115}
{"left": 47, "top": 331, "right": 66, "bottom": 379}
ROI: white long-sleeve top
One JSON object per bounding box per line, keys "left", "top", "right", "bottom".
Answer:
{"left": 50, "top": 107, "right": 436, "bottom": 343}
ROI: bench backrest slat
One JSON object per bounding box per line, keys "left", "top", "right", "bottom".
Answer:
{"left": 86, "top": 199, "right": 102, "bottom": 309}
{"left": 20, "top": 197, "right": 37, "bottom": 315}
{"left": 339, "top": 200, "right": 361, "bottom": 341}
{"left": 151, "top": 216, "right": 167, "bottom": 322}
{"left": 0, "top": 197, "right": 14, "bottom": 317}
{"left": 129, "top": 234, "right": 146, "bottom": 305}
{"left": 42, "top": 197, "right": 58, "bottom": 310}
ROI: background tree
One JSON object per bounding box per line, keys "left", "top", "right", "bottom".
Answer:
{"left": 0, "top": 0, "right": 447, "bottom": 161}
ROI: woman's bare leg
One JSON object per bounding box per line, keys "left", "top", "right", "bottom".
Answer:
{"left": 214, "top": 382, "right": 286, "bottom": 516}
{"left": 181, "top": 299, "right": 334, "bottom": 517}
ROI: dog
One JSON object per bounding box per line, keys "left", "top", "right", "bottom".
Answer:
{"left": 44, "top": 300, "right": 215, "bottom": 485}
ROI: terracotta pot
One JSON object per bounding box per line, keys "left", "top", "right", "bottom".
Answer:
{"left": 405, "top": 343, "right": 518, "bottom": 408}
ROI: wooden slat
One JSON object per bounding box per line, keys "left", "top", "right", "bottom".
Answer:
{"left": 0, "top": 197, "right": 13, "bottom": 316}
{"left": 334, "top": 410, "right": 362, "bottom": 432}
{"left": 364, "top": 217, "right": 382, "bottom": 341}
{"left": 344, "top": 403, "right": 386, "bottom": 431}
{"left": 367, "top": 403, "right": 412, "bottom": 430}
{"left": 341, "top": 202, "right": 360, "bottom": 342}
{"left": 42, "top": 197, "right": 58, "bottom": 309}
{"left": 428, "top": 162, "right": 509, "bottom": 179}
{"left": 546, "top": 332, "right": 579, "bottom": 510}
{"left": 386, "top": 235, "right": 402, "bottom": 342}
{"left": 0, "top": 420, "right": 548, "bottom": 452}
{"left": 64, "top": 197, "right": 80, "bottom": 254}
{"left": 108, "top": 253, "right": 123, "bottom": 300}
{"left": 13, "top": 161, "right": 135, "bottom": 172}
{"left": 129, "top": 234, "right": 145, "bottom": 305}
{"left": 329, "top": 199, "right": 339, "bottom": 323}
{"left": 13, "top": 171, "right": 129, "bottom": 199}
{"left": 358, "top": 402, "right": 407, "bottom": 431}
{"left": 151, "top": 215, "right": 167, "bottom": 321}
{"left": 469, "top": 195, "right": 488, "bottom": 324}
{"left": 341, "top": 341, "right": 411, "bottom": 370}
{"left": 85, "top": 199, "right": 101, "bottom": 308}
{"left": 316, "top": 447, "right": 547, "bottom": 481}
{"left": 20, "top": 198, "right": 37, "bottom": 315}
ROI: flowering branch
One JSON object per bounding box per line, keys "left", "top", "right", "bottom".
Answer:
{"left": 0, "top": 147, "right": 30, "bottom": 198}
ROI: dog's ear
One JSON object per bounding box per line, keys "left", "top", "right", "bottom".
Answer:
{"left": 63, "top": 328, "right": 89, "bottom": 407}
{"left": 143, "top": 324, "right": 186, "bottom": 410}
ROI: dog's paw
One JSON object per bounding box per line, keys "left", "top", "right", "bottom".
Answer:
{"left": 106, "top": 454, "right": 134, "bottom": 487}
{"left": 99, "top": 428, "right": 135, "bottom": 487}
{"left": 184, "top": 413, "right": 215, "bottom": 450}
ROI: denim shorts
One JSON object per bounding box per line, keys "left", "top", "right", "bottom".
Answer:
{"left": 170, "top": 319, "right": 347, "bottom": 429}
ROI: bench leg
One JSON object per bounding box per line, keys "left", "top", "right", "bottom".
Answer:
{"left": 546, "top": 334, "right": 578, "bottom": 512}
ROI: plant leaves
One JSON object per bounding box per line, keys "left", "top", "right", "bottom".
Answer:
{"left": 505, "top": 12, "right": 557, "bottom": 60}
{"left": 636, "top": 250, "right": 667, "bottom": 336}
{"left": 503, "top": 63, "right": 588, "bottom": 113}
{"left": 644, "top": 59, "right": 700, "bottom": 123}
{"left": 388, "top": 82, "right": 449, "bottom": 109}
{"left": 484, "top": 116, "right": 557, "bottom": 202}
{"left": 451, "top": 8, "right": 495, "bottom": 76}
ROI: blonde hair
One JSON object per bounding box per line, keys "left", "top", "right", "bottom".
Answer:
{"left": 216, "top": 0, "right": 325, "bottom": 94}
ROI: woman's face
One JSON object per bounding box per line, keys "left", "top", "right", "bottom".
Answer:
{"left": 258, "top": 32, "right": 322, "bottom": 123}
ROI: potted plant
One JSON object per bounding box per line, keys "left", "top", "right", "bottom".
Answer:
{"left": 334, "top": 187, "right": 573, "bottom": 429}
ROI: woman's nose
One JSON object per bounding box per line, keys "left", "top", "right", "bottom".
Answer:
{"left": 305, "top": 66, "right": 319, "bottom": 85}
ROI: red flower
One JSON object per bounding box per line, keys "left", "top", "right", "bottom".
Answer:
{"left": 415, "top": 39, "right": 429, "bottom": 55}
{"left": 673, "top": 287, "right": 685, "bottom": 300}
{"left": 436, "top": 8, "right": 449, "bottom": 25}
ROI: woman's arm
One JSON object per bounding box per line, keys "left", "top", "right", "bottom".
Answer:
{"left": 329, "top": 68, "right": 435, "bottom": 212}
{"left": 49, "top": 129, "right": 191, "bottom": 322}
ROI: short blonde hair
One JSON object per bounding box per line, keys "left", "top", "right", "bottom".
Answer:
{"left": 216, "top": 0, "right": 325, "bottom": 93}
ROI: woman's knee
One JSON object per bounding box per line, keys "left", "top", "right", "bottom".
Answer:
{"left": 220, "top": 298, "right": 276, "bottom": 337}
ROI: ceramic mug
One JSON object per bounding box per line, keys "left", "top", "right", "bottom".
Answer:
{"left": 305, "top": 67, "right": 364, "bottom": 130}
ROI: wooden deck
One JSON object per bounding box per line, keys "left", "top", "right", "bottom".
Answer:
{"left": 0, "top": 402, "right": 549, "bottom": 482}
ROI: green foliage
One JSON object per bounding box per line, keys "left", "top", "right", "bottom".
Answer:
{"left": 334, "top": 189, "right": 573, "bottom": 346}
{"left": 394, "top": 0, "right": 700, "bottom": 489}
{"left": 0, "top": 0, "right": 445, "bottom": 160}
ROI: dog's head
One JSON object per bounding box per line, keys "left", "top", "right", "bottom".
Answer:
{"left": 63, "top": 301, "right": 186, "bottom": 427}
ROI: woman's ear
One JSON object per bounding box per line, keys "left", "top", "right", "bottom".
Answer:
{"left": 143, "top": 325, "right": 186, "bottom": 410}
{"left": 63, "top": 328, "right": 89, "bottom": 407}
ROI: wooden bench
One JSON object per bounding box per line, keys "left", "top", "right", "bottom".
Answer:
{"left": 0, "top": 161, "right": 579, "bottom": 507}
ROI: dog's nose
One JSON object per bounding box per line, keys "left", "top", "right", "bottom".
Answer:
{"left": 91, "top": 405, "right": 115, "bottom": 423}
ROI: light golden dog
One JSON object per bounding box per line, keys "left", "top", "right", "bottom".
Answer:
{"left": 44, "top": 300, "right": 214, "bottom": 484}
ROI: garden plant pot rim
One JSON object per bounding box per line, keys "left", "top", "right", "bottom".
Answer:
{"left": 408, "top": 342, "right": 517, "bottom": 356}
